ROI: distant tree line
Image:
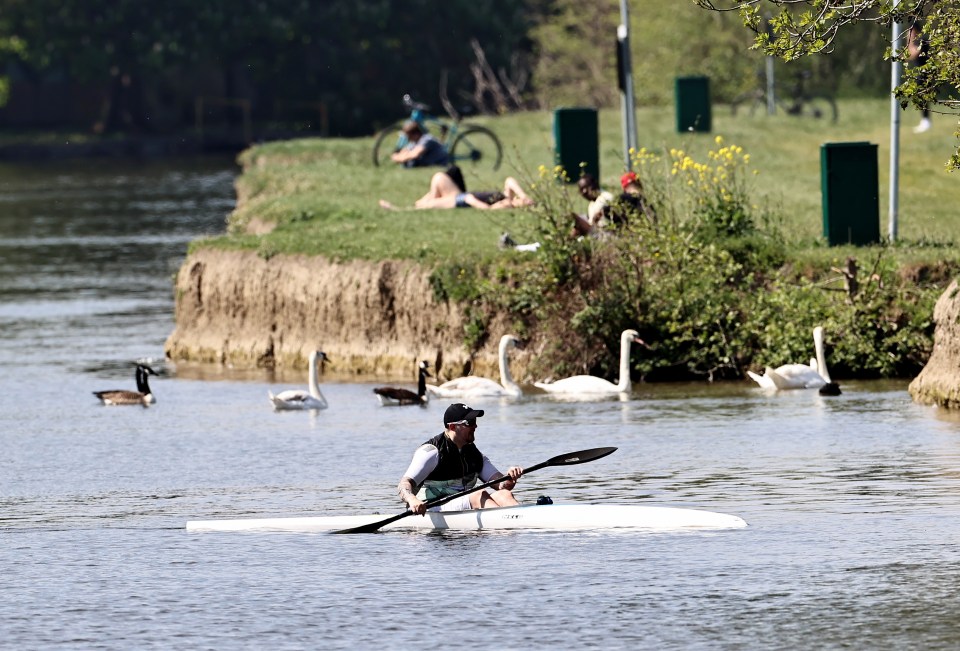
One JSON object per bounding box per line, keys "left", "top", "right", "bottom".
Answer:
{"left": 0, "top": 0, "right": 897, "bottom": 140}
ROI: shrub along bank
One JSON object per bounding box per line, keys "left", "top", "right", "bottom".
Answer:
{"left": 429, "top": 141, "right": 946, "bottom": 382}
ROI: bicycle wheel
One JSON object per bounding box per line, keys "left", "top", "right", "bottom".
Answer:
{"left": 450, "top": 125, "right": 503, "bottom": 171}
{"left": 797, "top": 95, "right": 838, "bottom": 122}
{"left": 372, "top": 121, "right": 408, "bottom": 166}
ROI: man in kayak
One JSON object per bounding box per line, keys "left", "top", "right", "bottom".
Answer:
{"left": 397, "top": 403, "right": 524, "bottom": 515}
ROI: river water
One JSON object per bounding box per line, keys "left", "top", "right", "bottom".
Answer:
{"left": 2, "top": 158, "right": 960, "bottom": 650}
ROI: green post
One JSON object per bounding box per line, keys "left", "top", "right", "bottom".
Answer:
{"left": 820, "top": 142, "right": 880, "bottom": 246}
{"left": 553, "top": 107, "right": 599, "bottom": 183}
{"left": 674, "top": 76, "right": 711, "bottom": 133}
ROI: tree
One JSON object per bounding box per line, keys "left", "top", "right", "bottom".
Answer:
{"left": 692, "top": 0, "right": 960, "bottom": 169}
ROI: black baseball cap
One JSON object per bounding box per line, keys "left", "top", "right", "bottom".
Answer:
{"left": 443, "top": 403, "right": 485, "bottom": 426}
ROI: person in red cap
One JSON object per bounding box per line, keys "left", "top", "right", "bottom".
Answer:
{"left": 397, "top": 402, "right": 523, "bottom": 515}
{"left": 613, "top": 170, "right": 657, "bottom": 226}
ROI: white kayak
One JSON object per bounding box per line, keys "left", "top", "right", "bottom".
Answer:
{"left": 185, "top": 503, "right": 747, "bottom": 533}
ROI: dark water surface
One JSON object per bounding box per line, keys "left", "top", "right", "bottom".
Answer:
{"left": 2, "top": 158, "right": 960, "bottom": 650}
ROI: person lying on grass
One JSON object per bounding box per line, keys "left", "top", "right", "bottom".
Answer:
{"left": 379, "top": 165, "right": 533, "bottom": 211}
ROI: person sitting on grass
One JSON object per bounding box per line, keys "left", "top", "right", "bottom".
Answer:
{"left": 378, "top": 165, "right": 533, "bottom": 211}
{"left": 612, "top": 171, "right": 657, "bottom": 226}
{"left": 389, "top": 120, "right": 450, "bottom": 168}
{"left": 570, "top": 173, "right": 614, "bottom": 238}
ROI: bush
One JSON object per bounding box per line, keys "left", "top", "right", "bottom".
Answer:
{"left": 447, "top": 138, "right": 942, "bottom": 383}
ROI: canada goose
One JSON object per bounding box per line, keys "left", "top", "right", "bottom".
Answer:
{"left": 374, "top": 361, "right": 431, "bottom": 406}
{"left": 93, "top": 364, "right": 158, "bottom": 406}
{"left": 268, "top": 350, "right": 330, "bottom": 410}
{"left": 535, "top": 329, "right": 644, "bottom": 395}
{"left": 426, "top": 335, "right": 523, "bottom": 398}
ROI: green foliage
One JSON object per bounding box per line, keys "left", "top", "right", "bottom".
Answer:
{"left": 692, "top": 0, "right": 960, "bottom": 169}
{"left": 0, "top": 0, "right": 909, "bottom": 138}
{"left": 429, "top": 263, "right": 483, "bottom": 304}
{"left": 447, "top": 136, "right": 944, "bottom": 382}
{"left": 0, "top": 0, "right": 536, "bottom": 135}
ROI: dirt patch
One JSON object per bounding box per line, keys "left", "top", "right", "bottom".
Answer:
{"left": 164, "top": 248, "right": 534, "bottom": 381}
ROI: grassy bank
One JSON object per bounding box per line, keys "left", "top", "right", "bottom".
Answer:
{"left": 212, "top": 98, "right": 960, "bottom": 262}
{"left": 195, "top": 98, "right": 960, "bottom": 382}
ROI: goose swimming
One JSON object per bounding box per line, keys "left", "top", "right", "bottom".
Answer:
{"left": 426, "top": 335, "right": 523, "bottom": 398}
{"left": 269, "top": 350, "right": 330, "bottom": 410}
{"left": 374, "top": 361, "right": 431, "bottom": 406}
{"left": 93, "top": 364, "right": 158, "bottom": 406}
{"left": 535, "top": 329, "right": 644, "bottom": 395}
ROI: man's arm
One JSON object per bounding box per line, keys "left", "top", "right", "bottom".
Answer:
{"left": 390, "top": 143, "right": 426, "bottom": 164}
{"left": 396, "top": 444, "right": 438, "bottom": 515}
{"left": 397, "top": 476, "right": 426, "bottom": 514}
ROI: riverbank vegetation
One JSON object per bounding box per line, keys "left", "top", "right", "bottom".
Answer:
{"left": 200, "top": 97, "right": 959, "bottom": 382}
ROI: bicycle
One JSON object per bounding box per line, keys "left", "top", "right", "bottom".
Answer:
{"left": 731, "top": 70, "right": 838, "bottom": 122}
{"left": 372, "top": 94, "right": 503, "bottom": 170}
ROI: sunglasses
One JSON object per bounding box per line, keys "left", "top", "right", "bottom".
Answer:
{"left": 452, "top": 419, "right": 477, "bottom": 428}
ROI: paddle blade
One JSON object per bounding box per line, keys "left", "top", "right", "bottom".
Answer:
{"left": 332, "top": 510, "right": 412, "bottom": 535}
{"left": 545, "top": 447, "right": 617, "bottom": 467}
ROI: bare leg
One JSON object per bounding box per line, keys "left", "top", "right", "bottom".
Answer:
{"left": 502, "top": 177, "right": 533, "bottom": 206}
{"left": 414, "top": 194, "right": 459, "bottom": 209}
{"left": 470, "top": 488, "right": 520, "bottom": 509}
{"left": 414, "top": 171, "right": 461, "bottom": 207}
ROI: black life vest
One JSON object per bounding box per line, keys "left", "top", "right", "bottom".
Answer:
{"left": 417, "top": 432, "right": 485, "bottom": 500}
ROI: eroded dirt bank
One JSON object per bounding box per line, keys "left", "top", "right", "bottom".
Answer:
{"left": 909, "top": 279, "right": 960, "bottom": 409}
{"left": 167, "top": 249, "right": 960, "bottom": 407}
{"left": 164, "top": 248, "right": 529, "bottom": 381}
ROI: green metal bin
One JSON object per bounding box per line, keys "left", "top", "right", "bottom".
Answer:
{"left": 675, "top": 76, "right": 711, "bottom": 133}
{"left": 820, "top": 142, "right": 880, "bottom": 246}
{"left": 553, "top": 107, "right": 599, "bottom": 182}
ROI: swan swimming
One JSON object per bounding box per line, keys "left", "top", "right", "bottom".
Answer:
{"left": 374, "top": 361, "right": 430, "bottom": 406}
{"left": 269, "top": 350, "right": 330, "bottom": 410}
{"left": 535, "top": 329, "right": 644, "bottom": 395}
{"left": 93, "top": 364, "right": 158, "bottom": 406}
{"left": 747, "top": 326, "right": 841, "bottom": 394}
{"left": 426, "top": 335, "right": 523, "bottom": 398}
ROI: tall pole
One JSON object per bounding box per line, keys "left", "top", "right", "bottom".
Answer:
{"left": 618, "top": 0, "right": 638, "bottom": 170}
{"left": 889, "top": 2, "right": 903, "bottom": 242}
{"left": 764, "top": 15, "right": 776, "bottom": 115}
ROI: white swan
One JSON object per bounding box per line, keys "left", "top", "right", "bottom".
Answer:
{"left": 535, "top": 329, "right": 643, "bottom": 395}
{"left": 93, "top": 364, "right": 157, "bottom": 406}
{"left": 269, "top": 350, "right": 329, "bottom": 410}
{"left": 426, "top": 335, "right": 522, "bottom": 398}
{"left": 374, "top": 361, "right": 430, "bottom": 406}
{"left": 747, "top": 326, "right": 840, "bottom": 393}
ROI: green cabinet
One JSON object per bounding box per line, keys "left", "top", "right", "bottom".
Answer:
{"left": 675, "top": 76, "right": 711, "bottom": 133}
{"left": 820, "top": 142, "right": 880, "bottom": 246}
{"left": 553, "top": 107, "right": 599, "bottom": 182}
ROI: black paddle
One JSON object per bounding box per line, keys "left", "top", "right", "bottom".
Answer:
{"left": 333, "top": 446, "right": 617, "bottom": 534}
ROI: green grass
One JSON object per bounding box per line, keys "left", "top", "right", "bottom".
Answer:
{"left": 199, "top": 98, "right": 960, "bottom": 268}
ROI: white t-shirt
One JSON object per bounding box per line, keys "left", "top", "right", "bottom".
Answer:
{"left": 402, "top": 443, "right": 501, "bottom": 512}
{"left": 588, "top": 190, "right": 614, "bottom": 227}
